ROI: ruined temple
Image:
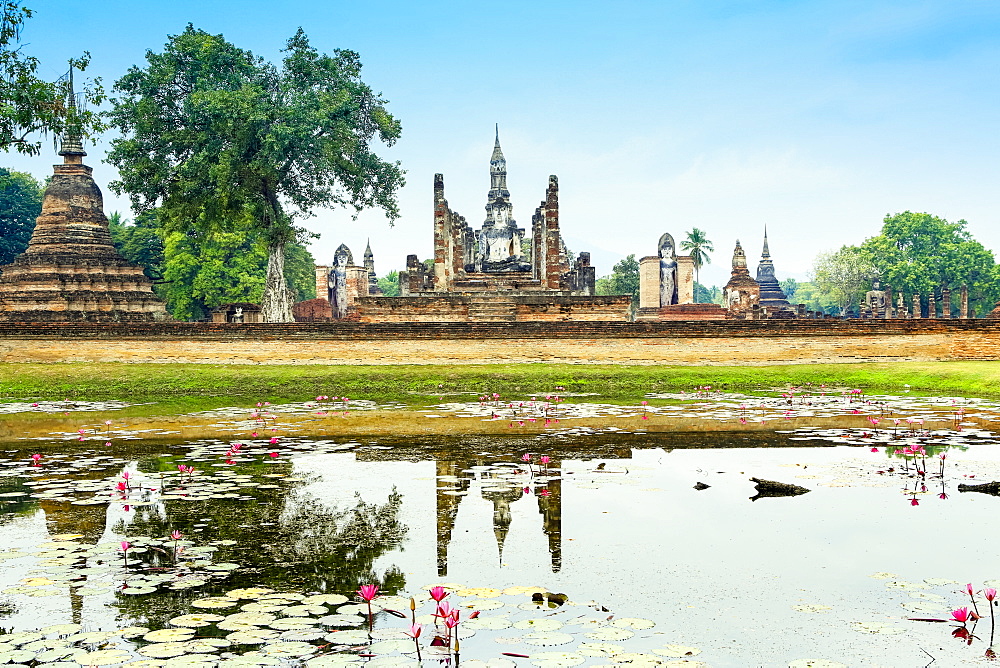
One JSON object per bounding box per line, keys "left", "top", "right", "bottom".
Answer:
{"left": 723, "top": 240, "right": 760, "bottom": 318}
{"left": 308, "top": 129, "right": 629, "bottom": 323}
{"left": 0, "top": 92, "right": 167, "bottom": 322}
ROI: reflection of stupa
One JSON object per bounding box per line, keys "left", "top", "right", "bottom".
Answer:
{"left": 434, "top": 457, "right": 563, "bottom": 576}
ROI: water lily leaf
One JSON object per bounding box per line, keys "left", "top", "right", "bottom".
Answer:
{"left": 169, "top": 614, "right": 225, "bottom": 628}
{"left": 362, "top": 658, "right": 416, "bottom": 667}
{"left": 218, "top": 657, "right": 283, "bottom": 667}
{"left": 868, "top": 572, "right": 898, "bottom": 580}
{"left": 460, "top": 660, "right": 515, "bottom": 668}
{"left": 849, "top": 621, "right": 905, "bottom": 635}
{"left": 652, "top": 645, "right": 701, "bottom": 658}
{"left": 455, "top": 588, "right": 503, "bottom": 598}
{"left": 323, "top": 630, "right": 371, "bottom": 645}
{"left": 144, "top": 629, "right": 196, "bottom": 643}
{"left": 224, "top": 630, "right": 279, "bottom": 645}
{"left": 787, "top": 661, "right": 848, "bottom": 668}
{"left": 226, "top": 588, "right": 275, "bottom": 600}
{"left": 923, "top": 578, "right": 958, "bottom": 586}
{"left": 301, "top": 594, "right": 349, "bottom": 606}
{"left": 41, "top": 624, "right": 82, "bottom": 636}
{"left": 191, "top": 597, "right": 239, "bottom": 609}
{"left": 461, "top": 598, "right": 504, "bottom": 611}
{"left": 369, "top": 629, "right": 409, "bottom": 640}
{"left": 224, "top": 613, "right": 276, "bottom": 625}
{"left": 267, "top": 619, "right": 315, "bottom": 631}
{"left": 119, "top": 627, "right": 151, "bottom": 639}
{"left": 68, "top": 631, "right": 119, "bottom": 645}
{"left": 522, "top": 632, "right": 574, "bottom": 646}
{"left": 81, "top": 650, "right": 133, "bottom": 665}
{"left": 336, "top": 604, "right": 368, "bottom": 616}
{"left": 278, "top": 630, "right": 326, "bottom": 642}
{"left": 305, "top": 656, "right": 360, "bottom": 667}
{"left": 463, "top": 617, "right": 511, "bottom": 631}
{"left": 901, "top": 601, "right": 946, "bottom": 614}
{"left": 601, "top": 652, "right": 661, "bottom": 665}
{"left": 162, "top": 657, "right": 216, "bottom": 668}
{"left": 609, "top": 618, "right": 655, "bottom": 630}
{"left": 791, "top": 605, "right": 831, "bottom": 613}
{"left": 125, "top": 660, "right": 168, "bottom": 668}
{"left": 368, "top": 639, "right": 413, "bottom": 653}
{"left": 502, "top": 586, "right": 546, "bottom": 596}
{"left": 138, "top": 643, "right": 189, "bottom": 659}
{"left": 184, "top": 638, "right": 229, "bottom": 653}
{"left": 257, "top": 641, "right": 316, "bottom": 656}
{"left": 315, "top": 614, "right": 363, "bottom": 627}
{"left": 513, "top": 619, "right": 563, "bottom": 632}
{"left": 909, "top": 592, "right": 947, "bottom": 602}
{"left": 280, "top": 604, "right": 327, "bottom": 617}
{"left": 528, "top": 651, "right": 585, "bottom": 667}
{"left": 584, "top": 628, "right": 634, "bottom": 641}
{"left": 577, "top": 643, "right": 623, "bottom": 658}
{"left": 239, "top": 603, "right": 286, "bottom": 614}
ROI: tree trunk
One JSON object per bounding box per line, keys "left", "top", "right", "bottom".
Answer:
{"left": 261, "top": 240, "right": 294, "bottom": 323}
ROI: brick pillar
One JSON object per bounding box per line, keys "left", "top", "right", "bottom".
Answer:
{"left": 942, "top": 287, "right": 951, "bottom": 319}
{"left": 433, "top": 174, "right": 449, "bottom": 292}
{"left": 544, "top": 176, "right": 561, "bottom": 290}
{"left": 314, "top": 264, "right": 330, "bottom": 302}
{"left": 884, "top": 286, "right": 893, "bottom": 319}
{"left": 676, "top": 256, "right": 695, "bottom": 304}
{"left": 927, "top": 292, "right": 937, "bottom": 318}
{"left": 638, "top": 257, "right": 660, "bottom": 309}
{"left": 961, "top": 285, "right": 969, "bottom": 319}
{"left": 797, "top": 304, "right": 805, "bottom": 317}
{"left": 913, "top": 293, "right": 921, "bottom": 318}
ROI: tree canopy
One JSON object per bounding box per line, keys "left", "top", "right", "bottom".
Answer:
{"left": 861, "top": 211, "right": 998, "bottom": 316}
{"left": 0, "top": 2, "right": 104, "bottom": 155}
{"left": 0, "top": 166, "right": 41, "bottom": 265}
{"left": 595, "top": 254, "right": 639, "bottom": 305}
{"left": 681, "top": 228, "right": 713, "bottom": 298}
{"left": 106, "top": 25, "right": 404, "bottom": 321}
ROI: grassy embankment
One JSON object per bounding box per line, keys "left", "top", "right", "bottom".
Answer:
{"left": 2, "top": 361, "right": 1000, "bottom": 405}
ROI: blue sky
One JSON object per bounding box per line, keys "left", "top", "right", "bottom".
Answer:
{"left": 6, "top": 0, "right": 1000, "bottom": 287}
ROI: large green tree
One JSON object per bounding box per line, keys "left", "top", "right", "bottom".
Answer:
{"left": 106, "top": 25, "right": 403, "bottom": 322}
{"left": 1, "top": 3, "right": 104, "bottom": 154}
{"left": 810, "top": 246, "right": 873, "bottom": 316}
{"left": 595, "top": 254, "right": 640, "bottom": 304}
{"left": 109, "top": 210, "right": 316, "bottom": 321}
{"left": 860, "top": 211, "right": 999, "bottom": 316}
{"left": 681, "top": 228, "right": 713, "bottom": 297}
{"left": 0, "top": 166, "right": 41, "bottom": 264}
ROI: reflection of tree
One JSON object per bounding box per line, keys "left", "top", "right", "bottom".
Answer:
{"left": 119, "top": 469, "right": 408, "bottom": 629}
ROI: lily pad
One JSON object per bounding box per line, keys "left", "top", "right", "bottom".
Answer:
{"left": 513, "top": 619, "right": 563, "bottom": 632}
{"left": 584, "top": 628, "right": 634, "bottom": 641}
{"left": 652, "top": 645, "right": 702, "bottom": 658}
{"left": 577, "top": 643, "right": 624, "bottom": 658}
{"left": 609, "top": 618, "right": 655, "bottom": 630}
{"left": 849, "top": 621, "right": 905, "bottom": 635}
{"left": 80, "top": 650, "right": 133, "bottom": 665}
{"left": 323, "top": 630, "right": 371, "bottom": 645}
{"left": 169, "top": 614, "right": 225, "bottom": 628}
{"left": 522, "top": 632, "right": 574, "bottom": 646}
{"left": 528, "top": 652, "right": 585, "bottom": 667}
{"left": 144, "top": 629, "right": 197, "bottom": 643}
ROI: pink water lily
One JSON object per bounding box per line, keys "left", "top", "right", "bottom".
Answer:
{"left": 405, "top": 624, "right": 422, "bottom": 639}
{"left": 428, "top": 586, "right": 449, "bottom": 602}
{"left": 953, "top": 607, "right": 974, "bottom": 623}
{"left": 521, "top": 453, "right": 532, "bottom": 462}
{"left": 357, "top": 584, "right": 379, "bottom": 601}
{"left": 986, "top": 588, "right": 997, "bottom": 602}
{"left": 170, "top": 530, "right": 182, "bottom": 541}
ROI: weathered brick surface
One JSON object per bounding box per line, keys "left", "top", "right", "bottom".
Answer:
{"left": 0, "top": 320, "right": 998, "bottom": 365}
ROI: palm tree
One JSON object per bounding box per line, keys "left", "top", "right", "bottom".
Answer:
{"left": 681, "top": 228, "right": 714, "bottom": 301}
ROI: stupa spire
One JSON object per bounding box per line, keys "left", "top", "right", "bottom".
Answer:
{"left": 58, "top": 65, "right": 86, "bottom": 162}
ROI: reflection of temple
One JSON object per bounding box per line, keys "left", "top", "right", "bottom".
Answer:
{"left": 435, "top": 458, "right": 563, "bottom": 576}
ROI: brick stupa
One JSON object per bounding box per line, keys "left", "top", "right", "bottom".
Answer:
{"left": 0, "top": 118, "right": 167, "bottom": 322}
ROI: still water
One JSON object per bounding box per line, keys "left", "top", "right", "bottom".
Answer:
{"left": 3, "top": 393, "right": 1000, "bottom": 667}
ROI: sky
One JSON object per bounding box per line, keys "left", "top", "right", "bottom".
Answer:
{"left": 5, "top": 0, "right": 1000, "bottom": 288}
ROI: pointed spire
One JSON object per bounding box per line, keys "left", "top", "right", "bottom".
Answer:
{"left": 58, "top": 64, "right": 86, "bottom": 162}
{"left": 761, "top": 226, "right": 770, "bottom": 259}
{"left": 491, "top": 124, "right": 504, "bottom": 163}
{"left": 364, "top": 238, "right": 373, "bottom": 258}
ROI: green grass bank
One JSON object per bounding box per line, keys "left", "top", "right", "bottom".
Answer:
{"left": 2, "top": 361, "right": 1000, "bottom": 405}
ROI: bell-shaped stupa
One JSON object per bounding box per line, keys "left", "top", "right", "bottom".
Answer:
{"left": 0, "top": 78, "right": 167, "bottom": 322}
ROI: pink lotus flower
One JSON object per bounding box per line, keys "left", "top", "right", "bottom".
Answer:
{"left": 170, "top": 530, "right": 182, "bottom": 541}
{"left": 540, "top": 455, "right": 550, "bottom": 465}
{"left": 120, "top": 540, "right": 131, "bottom": 553}
{"left": 269, "top": 452, "right": 279, "bottom": 458}
{"left": 967, "top": 583, "right": 976, "bottom": 597}
{"left": 539, "top": 489, "right": 551, "bottom": 497}
{"left": 405, "top": 623, "right": 422, "bottom": 639}
{"left": 910, "top": 498, "right": 919, "bottom": 506}
{"left": 269, "top": 437, "right": 279, "bottom": 445}
{"left": 429, "top": 586, "right": 448, "bottom": 602}
{"left": 435, "top": 601, "right": 454, "bottom": 618}
{"left": 116, "top": 482, "right": 127, "bottom": 492}
{"left": 30, "top": 453, "right": 41, "bottom": 464}
{"left": 357, "top": 584, "right": 379, "bottom": 602}
{"left": 870, "top": 447, "right": 879, "bottom": 453}
{"left": 105, "top": 441, "right": 112, "bottom": 447}
{"left": 953, "top": 607, "right": 973, "bottom": 623}
{"left": 521, "top": 453, "right": 532, "bottom": 462}
{"left": 985, "top": 588, "right": 997, "bottom": 602}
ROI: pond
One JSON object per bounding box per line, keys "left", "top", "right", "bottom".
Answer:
{"left": 3, "top": 389, "right": 1000, "bottom": 667}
